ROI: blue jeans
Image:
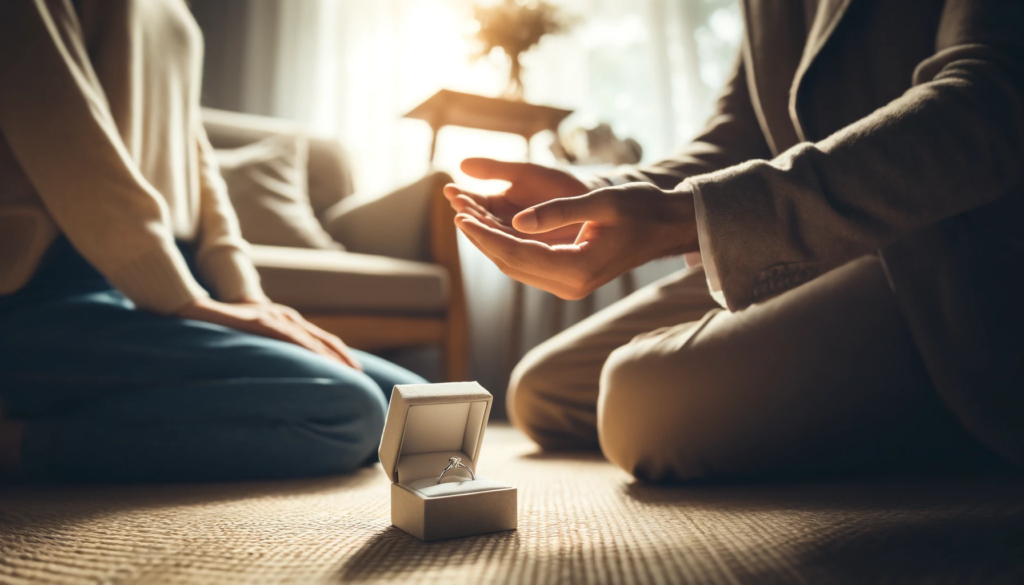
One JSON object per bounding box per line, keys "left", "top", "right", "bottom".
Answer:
{"left": 0, "top": 239, "right": 425, "bottom": 482}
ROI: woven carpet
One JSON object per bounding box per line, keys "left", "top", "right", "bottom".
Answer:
{"left": 1, "top": 425, "right": 1023, "bottom": 584}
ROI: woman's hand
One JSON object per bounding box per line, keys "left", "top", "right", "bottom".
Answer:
{"left": 444, "top": 158, "right": 590, "bottom": 246}
{"left": 176, "top": 297, "right": 363, "bottom": 370}
{"left": 455, "top": 183, "right": 700, "bottom": 300}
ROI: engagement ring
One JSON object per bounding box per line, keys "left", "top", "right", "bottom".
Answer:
{"left": 437, "top": 456, "right": 475, "bottom": 484}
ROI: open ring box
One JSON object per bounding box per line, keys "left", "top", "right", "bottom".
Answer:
{"left": 379, "top": 382, "right": 518, "bottom": 541}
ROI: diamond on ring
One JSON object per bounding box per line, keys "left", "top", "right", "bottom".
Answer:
{"left": 436, "top": 456, "right": 476, "bottom": 484}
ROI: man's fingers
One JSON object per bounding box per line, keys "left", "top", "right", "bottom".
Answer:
{"left": 444, "top": 184, "right": 494, "bottom": 213}
{"left": 456, "top": 205, "right": 583, "bottom": 247}
{"left": 452, "top": 194, "right": 493, "bottom": 219}
{"left": 455, "top": 213, "right": 593, "bottom": 294}
{"left": 460, "top": 158, "right": 531, "bottom": 181}
{"left": 512, "top": 191, "right": 618, "bottom": 234}
{"left": 456, "top": 197, "right": 515, "bottom": 231}
{"left": 444, "top": 184, "right": 482, "bottom": 205}
{"left": 456, "top": 213, "right": 545, "bottom": 263}
{"left": 456, "top": 218, "right": 581, "bottom": 298}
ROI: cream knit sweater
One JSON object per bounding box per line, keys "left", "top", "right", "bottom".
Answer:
{"left": 0, "top": 0, "right": 263, "bottom": 313}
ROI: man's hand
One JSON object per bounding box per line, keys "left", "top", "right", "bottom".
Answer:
{"left": 176, "top": 298, "right": 363, "bottom": 370}
{"left": 444, "top": 158, "right": 589, "bottom": 245}
{"left": 455, "top": 183, "right": 700, "bottom": 300}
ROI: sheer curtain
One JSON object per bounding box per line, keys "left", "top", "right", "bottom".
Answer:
{"left": 202, "top": 0, "right": 741, "bottom": 397}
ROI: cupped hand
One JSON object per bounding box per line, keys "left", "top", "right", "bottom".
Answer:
{"left": 454, "top": 182, "right": 700, "bottom": 300}
{"left": 444, "top": 158, "right": 589, "bottom": 245}
{"left": 176, "top": 297, "right": 363, "bottom": 370}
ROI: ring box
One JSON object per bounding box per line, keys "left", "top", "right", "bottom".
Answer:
{"left": 378, "top": 382, "right": 517, "bottom": 541}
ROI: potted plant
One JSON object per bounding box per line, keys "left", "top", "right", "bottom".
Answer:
{"left": 470, "top": 0, "right": 574, "bottom": 100}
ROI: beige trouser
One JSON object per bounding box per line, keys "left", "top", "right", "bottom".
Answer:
{"left": 509, "top": 255, "right": 993, "bottom": 482}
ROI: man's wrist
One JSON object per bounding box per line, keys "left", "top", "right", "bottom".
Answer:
{"left": 661, "top": 187, "right": 700, "bottom": 256}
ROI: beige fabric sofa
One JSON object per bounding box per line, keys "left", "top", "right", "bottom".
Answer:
{"left": 203, "top": 108, "right": 468, "bottom": 381}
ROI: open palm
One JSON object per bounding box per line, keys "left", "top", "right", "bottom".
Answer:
{"left": 443, "top": 158, "right": 589, "bottom": 245}
{"left": 453, "top": 183, "right": 698, "bottom": 300}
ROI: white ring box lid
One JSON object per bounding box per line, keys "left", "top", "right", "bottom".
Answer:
{"left": 378, "top": 382, "right": 509, "bottom": 497}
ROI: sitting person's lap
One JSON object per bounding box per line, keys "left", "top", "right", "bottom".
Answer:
{"left": 511, "top": 255, "right": 995, "bottom": 482}
{"left": 0, "top": 240, "right": 424, "bottom": 482}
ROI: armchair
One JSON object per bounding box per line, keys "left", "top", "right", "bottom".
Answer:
{"left": 203, "top": 109, "right": 468, "bottom": 381}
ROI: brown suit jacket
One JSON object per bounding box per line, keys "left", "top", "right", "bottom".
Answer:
{"left": 608, "top": 0, "right": 1024, "bottom": 466}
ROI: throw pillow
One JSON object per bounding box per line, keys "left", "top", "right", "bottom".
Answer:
{"left": 216, "top": 134, "right": 342, "bottom": 250}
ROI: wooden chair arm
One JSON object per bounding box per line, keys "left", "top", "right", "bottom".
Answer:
{"left": 429, "top": 173, "right": 470, "bottom": 381}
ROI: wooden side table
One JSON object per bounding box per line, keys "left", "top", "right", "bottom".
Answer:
{"left": 405, "top": 89, "right": 574, "bottom": 163}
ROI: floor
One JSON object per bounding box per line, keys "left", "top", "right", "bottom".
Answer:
{"left": 1, "top": 425, "right": 1023, "bottom": 584}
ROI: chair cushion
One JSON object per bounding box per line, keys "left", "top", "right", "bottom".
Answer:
{"left": 249, "top": 245, "right": 448, "bottom": 315}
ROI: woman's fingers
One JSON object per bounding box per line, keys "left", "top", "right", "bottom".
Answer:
{"left": 178, "top": 299, "right": 363, "bottom": 369}
{"left": 280, "top": 321, "right": 337, "bottom": 361}
{"left": 513, "top": 190, "right": 618, "bottom": 234}
{"left": 252, "top": 306, "right": 340, "bottom": 364}
{"left": 286, "top": 312, "right": 363, "bottom": 371}
{"left": 279, "top": 307, "right": 361, "bottom": 370}
{"left": 335, "top": 345, "right": 363, "bottom": 371}
{"left": 251, "top": 316, "right": 331, "bottom": 360}
{"left": 316, "top": 333, "right": 362, "bottom": 371}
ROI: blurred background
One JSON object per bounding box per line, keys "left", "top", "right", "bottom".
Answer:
{"left": 191, "top": 0, "right": 742, "bottom": 412}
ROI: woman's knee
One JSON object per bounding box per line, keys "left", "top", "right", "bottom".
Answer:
{"left": 244, "top": 346, "right": 390, "bottom": 476}
{"left": 353, "top": 349, "right": 427, "bottom": 398}
{"left": 284, "top": 373, "right": 388, "bottom": 476}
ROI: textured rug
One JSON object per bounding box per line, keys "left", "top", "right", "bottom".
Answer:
{"left": 1, "top": 425, "right": 1023, "bottom": 584}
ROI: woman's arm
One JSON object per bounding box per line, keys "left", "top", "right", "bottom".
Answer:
{"left": 184, "top": 121, "right": 362, "bottom": 370}
{"left": 191, "top": 123, "right": 266, "bottom": 304}
{"left": 0, "top": 1, "right": 206, "bottom": 314}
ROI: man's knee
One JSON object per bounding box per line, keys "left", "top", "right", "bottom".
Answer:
{"left": 507, "top": 342, "right": 599, "bottom": 450}
{"left": 507, "top": 346, "right": 562, "bottom": 447}
{"left": 597, "top": 338, "right": 715, "bottom": 483}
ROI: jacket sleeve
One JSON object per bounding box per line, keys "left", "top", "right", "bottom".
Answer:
{"left": 686, "top": 0, "right": 1024, "bottom": 311}
{"left": 591, "top": 50, "right": 773, "bottom": 191}
{"left": 191, "top": 122, "right": 265, "bottom": 303}
{"left": 0, "top": 0, "right": 208, "bottom": 313}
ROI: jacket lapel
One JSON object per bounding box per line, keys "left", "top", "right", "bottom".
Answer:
{"left": 739, "top": 0, "right": 805, "bottom": 155}
{"left": 741, "top": 0, "right": 855, "bottom": 151}
{"left": 789, "top": 0, "right": 854, "bottom": 141}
